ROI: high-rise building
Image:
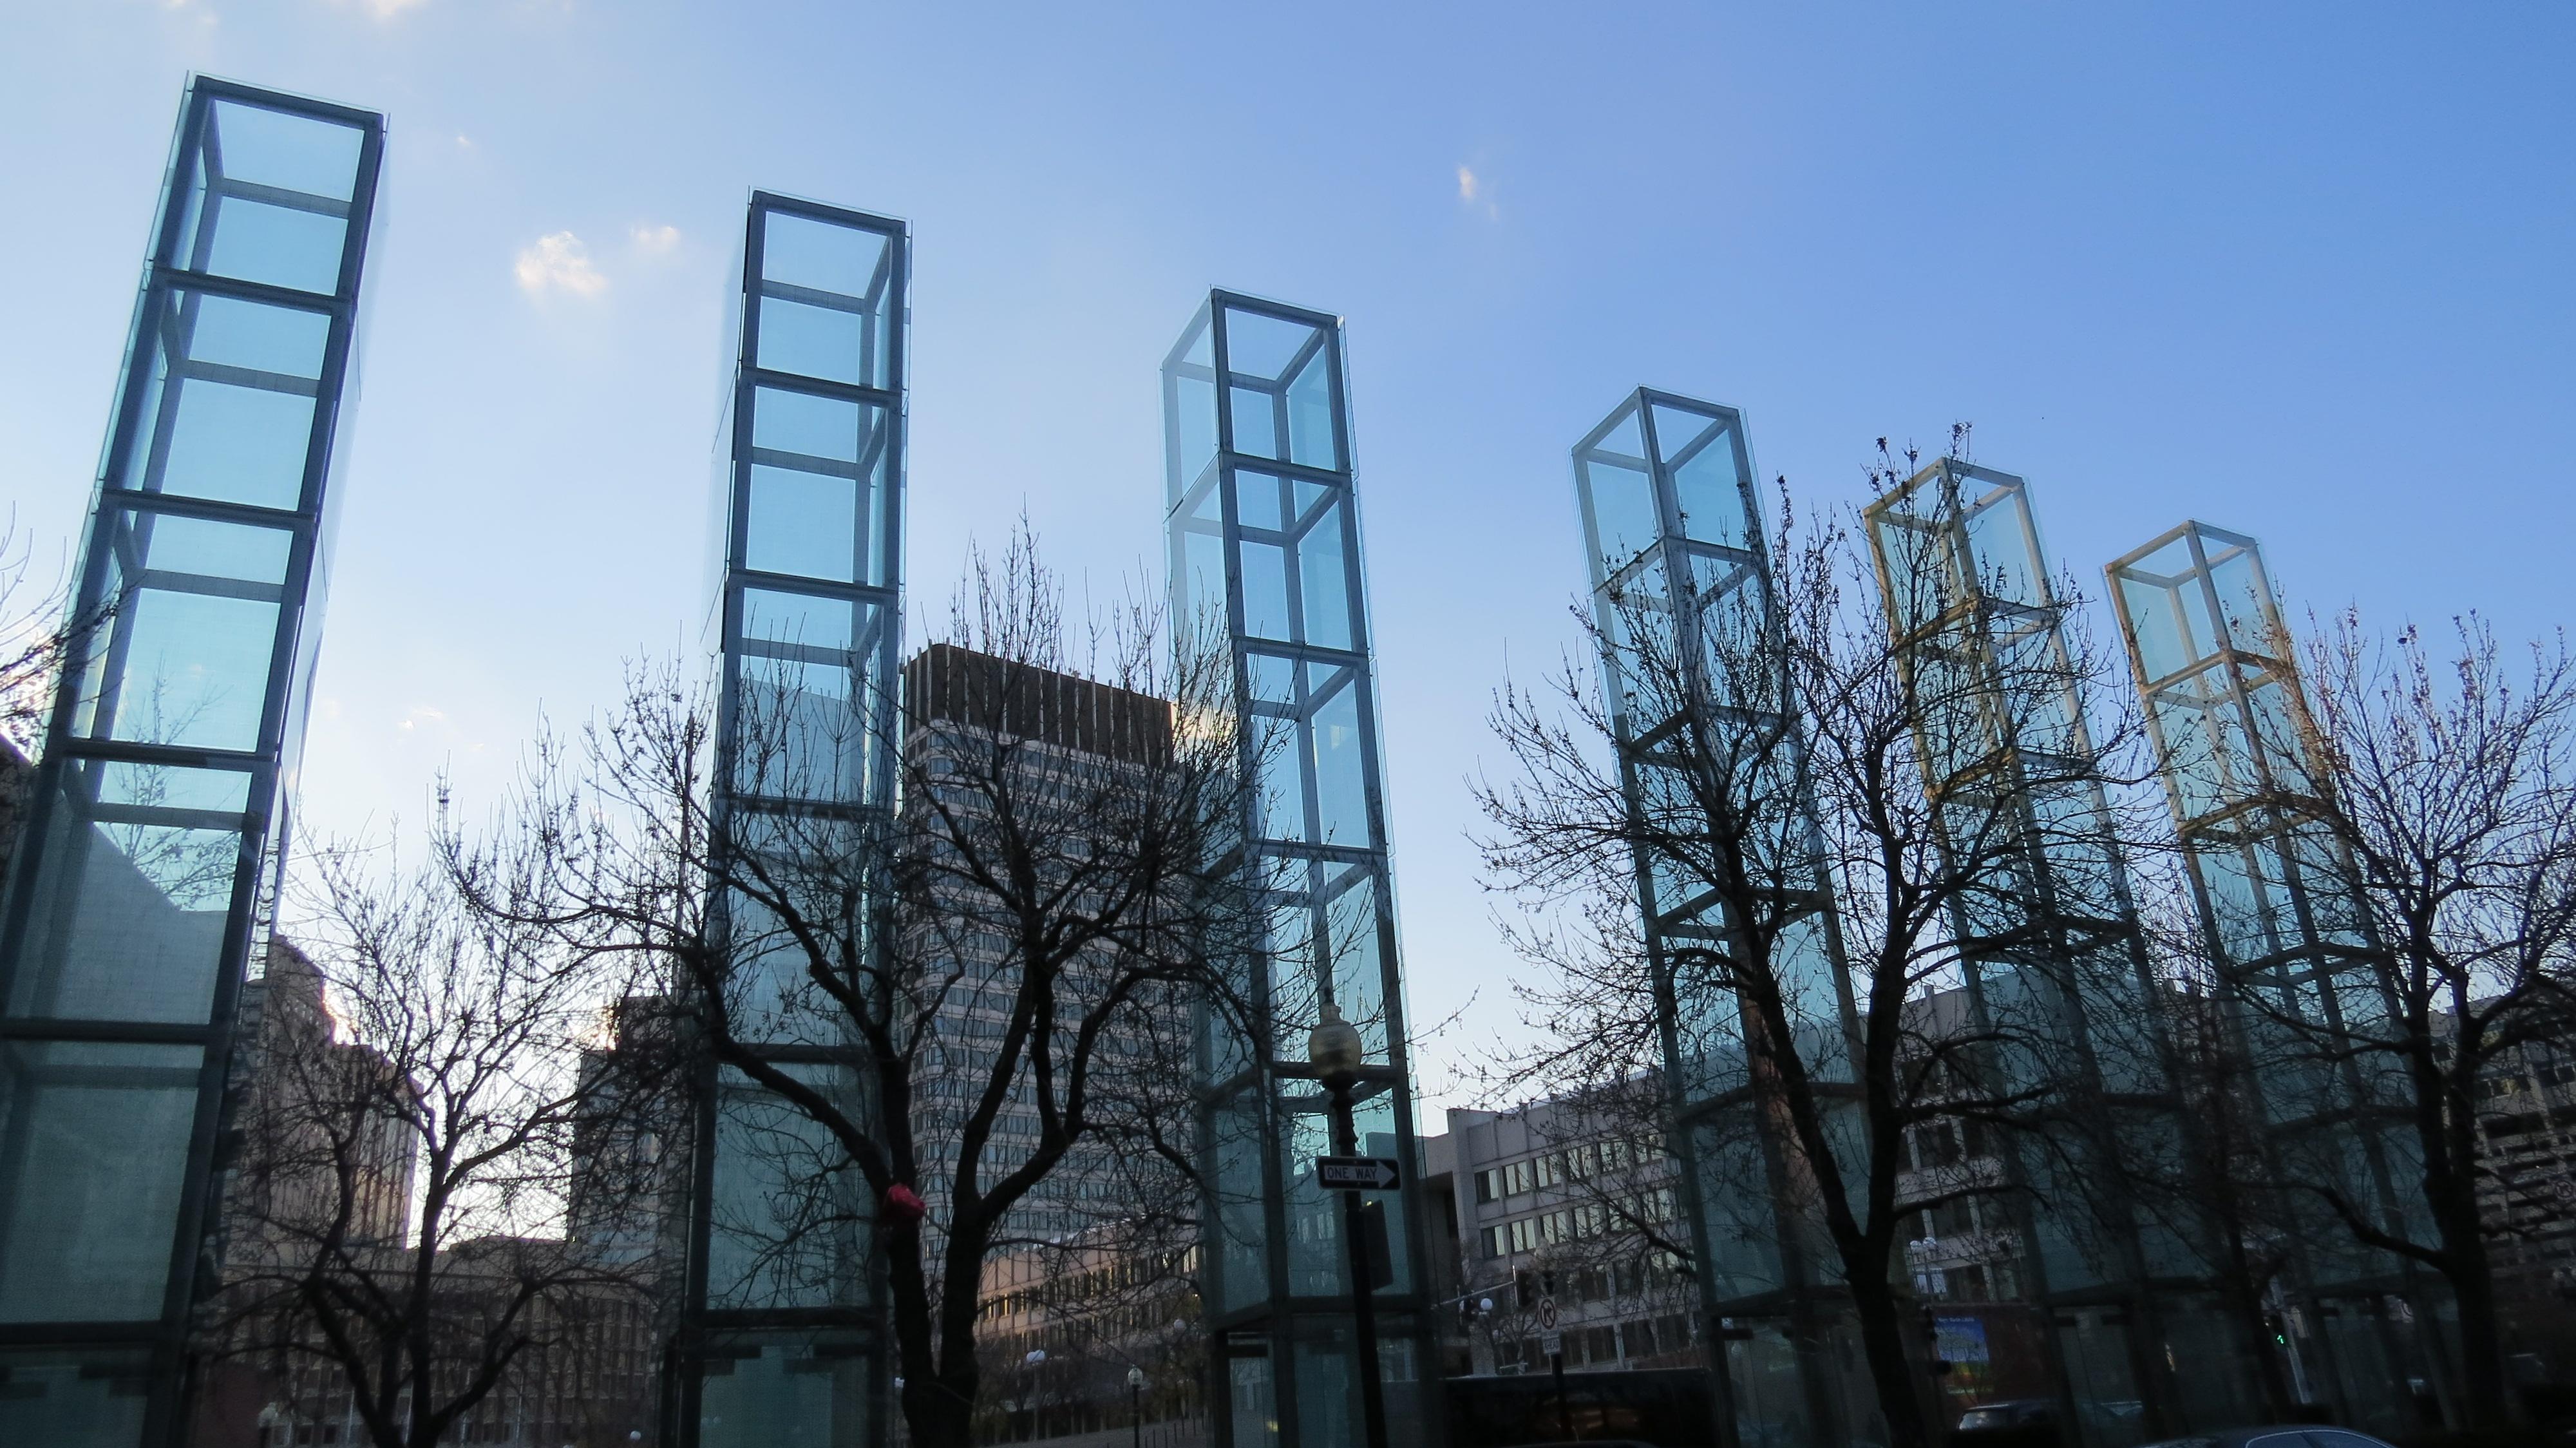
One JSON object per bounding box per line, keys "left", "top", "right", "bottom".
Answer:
{"left": 899, "top": 642, "right": 1177, "bottom": 1252}
{"left": 0, "top": 78, "right": 382, "bottom": 1448}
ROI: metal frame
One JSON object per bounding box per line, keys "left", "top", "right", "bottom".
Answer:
{"left": 2107, "top": 521, "right": 2436, "bottom": 1426}
{"left": 1162, "top": 291, "right": 1443, "bottom": 1448}
{"left": 683, "top": 192, "right": 909, "bottom": 1448}
{"left": 0, "top": 76, "right": 383, "bottom": 1448}
{"left": 1864, "top": 462, "right": 2230, "bottom": 1440}
{"left": 1568, "top": 389, "right": 1863, "bottom": 1448}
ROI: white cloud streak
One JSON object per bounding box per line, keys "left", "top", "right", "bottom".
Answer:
{"left": 514, "top": 231, "right": 609, "bottom": 299}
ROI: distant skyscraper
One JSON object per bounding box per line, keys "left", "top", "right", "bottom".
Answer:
{"left": 0, "top": 78, "right": 382, "bottom": 1448}
{"left": 899, "top": 642, "right": 1176, "bottom": 1255}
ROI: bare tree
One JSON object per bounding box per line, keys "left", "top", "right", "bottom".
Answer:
{"left": 444, "top": 531, "right": 1258, "bottom": 1448}
{"left": 2236, "top": 613, "right": 2576, "bottom": 1423}
{"left": 198, "top": 841, "right": 677, "bottom": 1448}
{"left": 1477, "top": 435, "right": 2177, "bottom": 1448}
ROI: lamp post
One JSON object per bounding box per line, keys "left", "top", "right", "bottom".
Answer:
{"left": 1127, "top": 1365, "right": 1146, "bottom": 1448}
{"left": 1309, "top": 1001, "right": 1390, "bottom": 1448}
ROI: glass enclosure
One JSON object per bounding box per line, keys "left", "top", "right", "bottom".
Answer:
{"left": 1165, "top": 292, "right": 1441, "bottom": 1448}
{"left": 1569, "top": 390, "right": 1863, "bottom": 1448}
{"left": 0, "top": 78, "right": 382, "bottom": 1448}
{"left": 1866, "top": 462, "right": 2244, "bottom": 1443}
{"left": 2108, "top": 522, "right": 2432, "bottom": 1426}
{"left": 688, "top": 193, "right": 907, "bottom": 1448}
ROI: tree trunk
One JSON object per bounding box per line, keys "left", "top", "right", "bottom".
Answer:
{"left": 2438, "top": 1203, "right": 2510, "bottom": 1427}
{"left": 901, "top": 1371, "right": 980, "bottom": 1448}
{"left": 1847, "top": 1268, "right": 1937, "bottom": 1448}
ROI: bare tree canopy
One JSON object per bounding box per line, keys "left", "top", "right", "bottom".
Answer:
{"left": 200, "top": 841, "right": 676, "bottom": 1448}
{"left": 439, "top": 530, "right": 1257, "bottom": 1448}
{"left": 1477, "top": 432, "right": 2190, "bottom": 1448}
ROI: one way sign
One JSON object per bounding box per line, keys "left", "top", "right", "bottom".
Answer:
{"left": 1314, "top": 1155, "right": 1402, "bottom": 1190}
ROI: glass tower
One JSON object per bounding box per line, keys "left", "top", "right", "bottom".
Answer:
{"left": 1865, "top": 462, "right": 2246, "bottom": 1438}
{"left": 0, "top": 78, "right": 383, "bottom": 1447}
{"left": 1569, "top": 390, "right": 1866, "bottom": 1448}
{"left": 687, "top": 193, "right": 908, "bottom": 1448}
{"left": 2107, "top": 521, "right": 2430, "bottom": 1427}
{"left": 1163, "top": 292, "right": 1441, "bottom": 1448}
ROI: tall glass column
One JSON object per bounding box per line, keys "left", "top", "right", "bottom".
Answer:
{"left": 1569, "top": 391, "right": 1864, "bottom": 1448}
{"left": 2107, "top": 522, "right": 2428, "bottom": 1424}
{"left": 688, "top": 193, "right": 907, "bottom": 1448}
{"left": 1164, "top": 292, "right": 1441, "bottom": 1448}
{"left": 0, "top": 78, "right": 383, "bottom": 1448}
{"left": 1865, "top": 462, "right": 2234, "bottom": 1438}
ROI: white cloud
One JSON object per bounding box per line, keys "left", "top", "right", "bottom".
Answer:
{"left": 514, "top": 231, "right": 609, "bottom": 298}
{"left": 1456, "top": 164, "right": 1500, "bottom": 220}
{"left": 336, "top": 0, "right": 430, "bottom": 19}
{"left": 629, "top": 222, "right": 681, "bottom": 255}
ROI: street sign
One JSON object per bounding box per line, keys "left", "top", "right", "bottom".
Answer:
{"left": 1314, "top": 1155, "right": 1401, "bottom": 1190}
{"left": 1536, "top": 1296, "right": 1558, "bottom": 1330}
{"left": 1540, "top": 1331, "right": 1564, "bottom": 1358}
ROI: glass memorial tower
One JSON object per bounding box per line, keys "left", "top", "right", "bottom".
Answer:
{"left": 0, "top": 78, "right": 383, "bottom": 1447}
{"left": 686, "top": 193, "right": 909, "bottom": 1448}
{"left": 1163, "top": 292, "right": 1441, "bottom": 1448}
{"left": 1568, "top": 390, "right": 1867, "bottom": 1448}
{"left": 2107, "top": 521, "right": 2432, "bottom": 1430}
{"left": 1865, "top": 462, "right": 2249, "bottom": 1439}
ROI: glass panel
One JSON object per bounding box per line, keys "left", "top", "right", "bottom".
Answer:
{"left": 1223, "top": 307, "right": 1325, "bottom": 385}
{"left": 705, "top": 1070, "right": 867, "bottom": 1311}
{"left": 1284, "top": 341, "right": 1339, "bottom": 470}
{"left": 1581, "top": 454, "right": 1661, "bottom": 573}
{"left": 0, "top": 1346, "right": 155, "bottom": 1446}
{"left": 731, "top": 591, "right": 880, "bottom": 805}
{"left": 178, "top": 100, "right": 364, "bottom": 294}
{"left": 1240, "top": 540, "right": 1292, "bottom": 642}
{"left": 1320, "top": 870, "right": 1388, "bottom": 1057}
{"left": 746, "top": 464, "right": 864, "bottom": 584}
{"left": 752, "top": 385, "right": 873, "bottom": 465}
{"left": 9, "top": 761, "right": 251, "bottom": 1024}
{"left": 1231, "top": 386, "right": 1280, "bottom": 461}
{"left": 1669, "top": 419, "right": 1748, "bottom": 551}
{"left": 1304, "top": 666, "right": 1372, "bottom": 849}
{"left": 0, "top": 1042, "right": 203, "bottom": 1322}
{"left": 123, "top": 291, "right": 328, "bottom": 510}
{"left": 759, "top": 295, "right": 870, "bottom": 387}
{"left": 78, "top": 510, "right": 294, "bottom": 752}
{"left": 762, "top": 212, "right": 889, "bottom": 298}
{"left": 697, "top": 1329, "right": 872, "bottom": 1448}
{"left": 1164, "top": 310, "right": 1217, "bottom": 507}
{"left": 1296, "top": 499, "right": 1354, "bottom": 651}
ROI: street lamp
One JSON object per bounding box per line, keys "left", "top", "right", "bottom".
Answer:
{"left": 1309, "top": 1000, "right": 1388, "bottom": 1448}
{"left": 1126, "top": 1365, "right": 1146, "bottom": 1448}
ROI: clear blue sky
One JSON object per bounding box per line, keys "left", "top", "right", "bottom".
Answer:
{"left": 4, "top": 2, "right": 2570, "bottom": 1106}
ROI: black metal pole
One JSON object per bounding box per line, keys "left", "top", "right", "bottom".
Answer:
{"left": 1553, "top": 1347, "right": 1571, "bottom": 1440}
{"left": 1329, "top": 1078, "right": 1390, "bottom": 1448}
{"left": 1131, "top": 1378, "right": 1142, "bottom": 1448}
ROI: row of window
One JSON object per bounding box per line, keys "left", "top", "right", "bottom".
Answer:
{"left": 1493, "top": 1312, "right": 1694, "bottom": 1370}
{"left": 1472, "top": 1133, "right": 1666, "bottom": 1205}
{"left": 1479, "top": 1189, "right": 1677, "bottom": 1259}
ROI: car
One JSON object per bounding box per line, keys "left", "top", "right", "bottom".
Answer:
{"left": 2138, "top": 1429, "right": 2398, "bottom": 1448}
{"left": 1957, "top": 1401, "right": 2058, "bottom": 1432}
